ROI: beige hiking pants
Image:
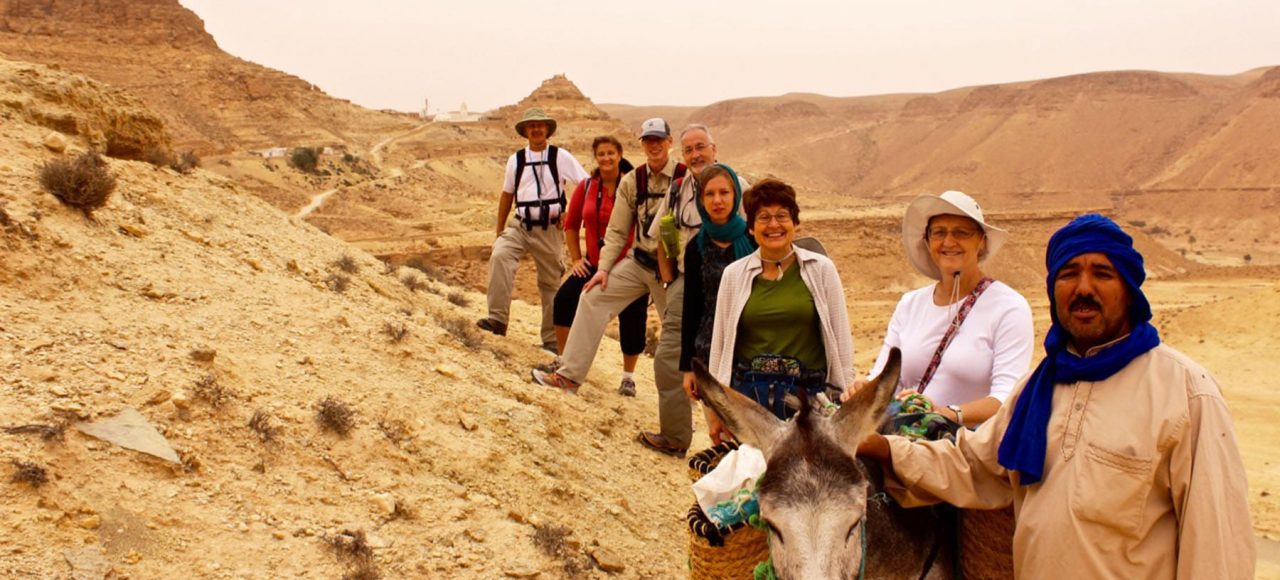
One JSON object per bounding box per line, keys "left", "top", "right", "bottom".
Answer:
{"left": 559, "top": 258, "right": 694, "bottom": 448}
{"left": 485, "top": 219, "right": 564, "bottom": 347}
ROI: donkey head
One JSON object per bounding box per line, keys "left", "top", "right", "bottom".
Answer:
{"left": 693, "top": 348, "right": 901, "bottom": 580}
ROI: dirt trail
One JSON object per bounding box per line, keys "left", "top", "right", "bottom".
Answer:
{"left": 293, "top": 124, "right": 426, "bottom": 219}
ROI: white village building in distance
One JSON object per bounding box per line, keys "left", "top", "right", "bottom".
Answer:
{"left": 434, "top": 102, "right": 482, "bottom": 123}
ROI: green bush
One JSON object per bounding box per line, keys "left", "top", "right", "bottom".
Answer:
{"left": 39, "top": 151, "right": 117, "bottom": 215}
{"left": 289, "top": 147, "right": 319, "bottom": 173}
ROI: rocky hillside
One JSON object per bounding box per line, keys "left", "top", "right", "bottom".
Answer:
{"left": 0, "top": 57, "right": 698, "bottom": 579}
{"left": 0, "top": 0, "right": 416, "bottom": 153}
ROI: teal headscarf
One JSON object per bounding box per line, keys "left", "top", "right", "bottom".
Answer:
{"left": 694, "top": 163, "right": 755, "bottom": 260}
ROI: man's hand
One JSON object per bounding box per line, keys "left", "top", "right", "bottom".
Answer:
{"left": 569, "top": 259, "right": 591, "bottom": 278}
{"left": 840, "top": 378, "right": 869, "bottom": 403}
{"left": 682, "top": 372, "right": 698, "bottom": 400}
{"left": 704, "top": 406, "right": 733, "bottom": 446}
{"left": 583, "top": 270, "right": 608, "bottom": 293}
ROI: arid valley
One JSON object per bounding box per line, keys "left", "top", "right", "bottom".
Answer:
{"left": 1, "top": 1, "right": 1278, "bottom": 578}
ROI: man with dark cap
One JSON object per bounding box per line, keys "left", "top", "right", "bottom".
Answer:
{"left": 858, "top": 213, "right": 1254, "bottom": 578}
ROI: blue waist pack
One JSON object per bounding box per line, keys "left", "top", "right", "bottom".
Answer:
{"left": 731, "top": 354, "right": 827, "bottom": 419}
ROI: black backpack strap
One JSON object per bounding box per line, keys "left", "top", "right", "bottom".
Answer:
{"left": 634, "top": 164, "right": 648, "bottom": 208}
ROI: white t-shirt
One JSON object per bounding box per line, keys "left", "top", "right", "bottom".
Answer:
{"left": 866, "top": 280, "right": 1034, "bottom": 407}
{"left": 502, "top": 146, "right": 588, "bottom": 224}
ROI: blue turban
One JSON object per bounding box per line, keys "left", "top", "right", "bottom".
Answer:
{"left": 997, "top": 213, "right": 1160, "bottom": 485}
{"left": 693, "top": 163, "right": 755, "bottom": 261}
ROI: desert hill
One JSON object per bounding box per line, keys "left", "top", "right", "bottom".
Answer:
{"left": 602, "top": 68, "right": 1280, "bottom": 266}
{"left": 0, "top": 0, "right": 416, "bottom": 153}
{"left": 0, "top": 57, "right": 703, "bottom": 578}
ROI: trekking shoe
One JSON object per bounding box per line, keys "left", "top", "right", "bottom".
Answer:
{"left": 637, "top": 431, "right": 687, "bottom": 458}
{"left": 617, "top": 377, "right": 637, "bottom": 397}
{"left": 531, "top": 368, "right": 579, "bottom": 395}
{"left": 540, "top": 342, "right": 559, "bottom": 354}
{"left": 534, "top": 359, "right": 563, "bottom": 374}
{"left": 475, "top": 318, "right": 507, "bottom": 336}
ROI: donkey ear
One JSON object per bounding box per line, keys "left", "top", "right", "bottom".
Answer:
{"left": 831, "top": 347, "right": 901, "bottom": 450}
{"left": 692, "top": 359, "right": 785, "bottom": 455}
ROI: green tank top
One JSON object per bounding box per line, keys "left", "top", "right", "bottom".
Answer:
{"left": 734, "top": 261, "right": 827, "bottom": 372}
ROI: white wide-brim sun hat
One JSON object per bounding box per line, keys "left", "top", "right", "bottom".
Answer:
{"left": 902, "top": 190, "right": 1008, "bottom": 280}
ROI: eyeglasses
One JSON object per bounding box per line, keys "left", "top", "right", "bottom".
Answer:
{"left": 681, "top": 142, "right": 712, "bottom": 155}
{"left": 927, "top": 227, "right": 980, "bottom": 241}
{"left": 755, "top": 211, "right": 793, "bottom": 225}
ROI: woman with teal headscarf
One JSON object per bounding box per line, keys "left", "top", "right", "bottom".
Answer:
{"left": 678, "top": 163, "right": 755, "bottom": 409}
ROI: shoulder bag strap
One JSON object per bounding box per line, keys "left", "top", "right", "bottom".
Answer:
{"left": 917, "top": 277, "right": 995, "bottom": 394}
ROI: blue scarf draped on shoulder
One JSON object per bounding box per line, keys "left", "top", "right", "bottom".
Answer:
{"left": 997, "top": 213, "right": 1161, "bottom": 485}
{"left": 693, "top": 163, "right": 755, "bottom": 260}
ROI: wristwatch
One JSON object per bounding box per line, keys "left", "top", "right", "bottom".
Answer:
{"left": 947, "top": 404, "right": 964, "bottom": 426}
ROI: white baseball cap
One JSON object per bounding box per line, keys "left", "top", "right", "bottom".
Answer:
{"left": 639, "top": 118, "right": 670, "bottom": 139}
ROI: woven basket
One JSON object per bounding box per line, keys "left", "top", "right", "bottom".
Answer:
{"left": 687, "top": 441, "right": 740, "bottom": 483}
{"left": 686, "top": 443, "right": 768, "bottom": 579}
{"left": 960, "top": 506, "right": 1016, "bottom": 580}
{"left": 687, "top": 501, "right": 769, "bottom": 580}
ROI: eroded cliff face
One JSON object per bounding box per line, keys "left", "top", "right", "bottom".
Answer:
{"left": 0, "top": 0, "right": 414, "bottom": 153}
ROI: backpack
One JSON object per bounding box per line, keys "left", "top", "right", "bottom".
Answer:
{"left": 633, "top": 161, "right": 688, "bottom": 239}
{"left": 512, "top": 145, "right": 564, "bottom": 230}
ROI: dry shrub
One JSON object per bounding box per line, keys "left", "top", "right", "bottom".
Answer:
{"left": 248, "top": 409, "right": 279, "bottom": 443}
{"left": 193, "top": 374, "right": 232, "bottom": 408}
{"left": 173, "top": 150, "right": 200, "bottom": 174}
{"left": 326, "top": 273, "right": 351, "bottom": 293}
{"left": 404, "top": 256, "right": 446, "bottom": 283}
{"left": 334, "top": 254, "right": 359, "bottom": 274}
{"left": 316, "top": 397, "right": 356, "bottom": 436}
{"left": 383, "top": 321, "right": 409, "bottom": 343}
{"left": 440, "top": 317, "right": 483, "bottom": 349}
{"left": 533, "top": 524, "right": 585, "bottom": 577}
{"left": 4, "top": 423, "right": 66, "bottom": 442}
{"left": 289, "top": 147, "right": 320, "bottom": 173}
{"left": 446, "top": 291, "right": 470, "bottom": 307}
{"left": 328, "top": 529, "right": 379, "bottom": 580}
{"left": 400, "top": 272, "right": 426, "bottom": 292}
{"left": 39, "top": 151, "right": 117, "bottom": 215}
{"left": 10, "top": 460, "right": 48, "bottom": 487}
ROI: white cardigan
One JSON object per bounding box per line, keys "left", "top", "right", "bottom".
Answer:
{"left": 707, "top": 246, "right": 856, "bottom": 389}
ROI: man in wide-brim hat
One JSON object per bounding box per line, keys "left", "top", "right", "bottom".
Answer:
{"left": 477, "top": 107, "right": 587, "bottom": 351}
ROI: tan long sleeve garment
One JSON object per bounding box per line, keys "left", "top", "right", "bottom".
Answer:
{"left": 884, "top": 344, "right": 1255, "bottom": 579}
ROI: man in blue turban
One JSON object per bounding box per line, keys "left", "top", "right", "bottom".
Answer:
{"left": 859, "top": 214, "right": 1254, "bottom": 578}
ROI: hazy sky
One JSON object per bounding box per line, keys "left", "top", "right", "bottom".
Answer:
{"left": 179, "top": 0, "right": 1280, "bottom": 114}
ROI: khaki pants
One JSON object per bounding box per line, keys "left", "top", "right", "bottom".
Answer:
{"left": 485, "top": 219, "right": 564, "bottom": 347}
{"left": 559, "top": 258, "right": 693, "bottom": 448}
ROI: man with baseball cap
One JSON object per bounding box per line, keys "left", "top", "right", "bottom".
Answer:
{"left": 858, "top": 213, "right": 1254, "bottom": 577}
{"left": 477, "top": 107, "right": 588, "bottom": 351}
{"left": 532, "top": 117, "right": 698, "bottom": 453}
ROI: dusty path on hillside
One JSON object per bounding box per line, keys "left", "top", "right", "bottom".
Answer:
{"left": 293, "top": 124, "right": 427, "bottom": 219}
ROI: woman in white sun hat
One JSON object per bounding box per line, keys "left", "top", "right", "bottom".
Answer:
{"left": 846, "top": 190, "right": 1033, "bottom": 427}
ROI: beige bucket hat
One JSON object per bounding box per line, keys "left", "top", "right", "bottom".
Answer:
{"left": 902, "top": 190, "right": 1008, "bottom": 280}
{"left": 515, "top": 107, "right": 557, "bottom": 138}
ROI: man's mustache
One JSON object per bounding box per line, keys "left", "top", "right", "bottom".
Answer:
{"left": 1069, "top": 295, "right": 1102, "bottom": 311}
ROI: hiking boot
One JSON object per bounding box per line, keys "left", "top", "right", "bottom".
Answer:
{"left": 540, "top": 342, "right": 558, "bottom": 354}
{"left": 475, "top": 318, "right": 507, "bottom": 336}
{"left": 534, "top": 359, "right": 563, "bottom": 374}
{"left": 531, "top": 368, "right": 579, "bottom": 395}
{"left": 637, "top": 431, "right": 687, "bottom": 458}
{"left": 617, "top": 377, "right": 637, "bottom": 397}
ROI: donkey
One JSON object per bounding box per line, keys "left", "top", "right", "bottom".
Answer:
{"left": 693, "top": 348, "right": 952, "bottom": 580}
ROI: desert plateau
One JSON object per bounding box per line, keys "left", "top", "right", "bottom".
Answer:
{"left": 1, "top": 1, "right": 1278, "bottom": 578}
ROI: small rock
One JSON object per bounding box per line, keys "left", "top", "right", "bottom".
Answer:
{"left": 123, "top": 550, "right": 142, "bottom": 565}
{"left": 51, "top": 401, "right": 86, "bottom": 418}
{"left": 118, "top": 223, "right": 148, "bottom": 238}
{"left": 464, "top": 528, "right": 486, "bottom": 543}
{"left": 145, "top": 390, "right": 171, "bottom": 405}
{"left": 286, "top": 259, "right": 301, "bottom": 273}
{"left": 22, "top": 366, "right": 58, "bottom": 382}
{"left": 1262, "top": 490, "right": 1271, "bottom": 498}
{"left": 457, "top": 412, "right": 478, "bottom": 432}
{"left": 50, "top": 384, "right": 69, "bottom": 397}
{"left": 365, "top": 533, "right": 393, "bottom": 549}
{"left": 77, "top": 514, "right": 101, "bottom": 530}
{"left": 435, "top": 364, "right": 462, "bottom": 379}
{"left": 43, "top": 132, "right": 67, "bottom": 153}
{"left": 503, "top": 564, "right": 541, "bottom": 578}
{"left": 272, "top": 530, "right": 286, "bottom": 540}
{"left": 171, "top": 391, "right": 191, "bottom": 410}
{"left": 591, "top": 547, "right": 626, "bottom": 573}
{"left": 370, "top": 493, "right": 397, "bottom": 517}
{"left": 244, "top": 258, "right": 263, "bottom": 272}
{"left": 189, "top": 347, "right": 216, "bottom": 363}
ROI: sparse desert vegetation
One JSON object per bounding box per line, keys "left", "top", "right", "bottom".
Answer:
{"left": 38, "top": 150, "right": 117, "bottom": 215}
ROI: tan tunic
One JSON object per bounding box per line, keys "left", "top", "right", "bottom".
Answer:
{"left": 597, "top": 157, "right": 680, "bottom": 273}
{"left": 885, "top": 343, "right": 1255, "bottom": 579}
